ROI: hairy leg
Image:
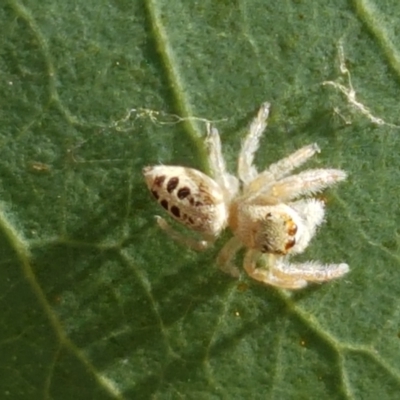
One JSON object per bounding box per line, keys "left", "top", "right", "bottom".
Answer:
{"left": 245, "top": 144, "right": 320, "bottom": 194}
{"left": 205, "top": 123, "right": 239, "bottom": 200}
{"left": 216, "top": 236, "right": 242, "bottom": 277}
{"left": 289, "top": 199, "right": 325, "bottom": 254}
{"left": 238, "top": 102, "right": 271, "bottom": 184}
{"left": 273, "top": 257, "right": 350, "bottom": 283}
{"left": 155, "top": 216, "right": 214, "bottom": 251}
{"left": 243, "top": 250, "right": 308, "bottom": 289}
{"left": 267, "top": 169, "right": 347, "bottom": 201}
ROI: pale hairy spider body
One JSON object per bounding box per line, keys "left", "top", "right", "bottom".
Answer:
{"left": 143, "top": 165, "right": 228, "bottom": 240}
{"left": 143, "top": 102, "right": 349, "bottom": 289}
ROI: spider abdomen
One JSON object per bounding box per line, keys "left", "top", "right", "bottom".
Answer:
{"left": 143, "top": 165, "right": 228, "bottom": 237}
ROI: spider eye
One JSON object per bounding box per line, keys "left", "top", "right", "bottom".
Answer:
{"left": 285, "top": 238, "right": 296, "bottom": 251}
{"left": 286, "top": 219, "right": 298, "bottom": 236}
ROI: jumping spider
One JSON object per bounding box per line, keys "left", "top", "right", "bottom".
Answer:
{"left": 143, "top": 102, "right": 349, "bottom": 289}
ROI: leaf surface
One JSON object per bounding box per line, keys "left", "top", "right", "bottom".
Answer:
{"left": 1, "top": 0, "right": 400, "bottom": 398}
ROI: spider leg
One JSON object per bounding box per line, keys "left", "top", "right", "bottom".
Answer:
{"left": 273, "top": 257, "right": 350, "bottom": 283}
{"left": 267, "top": 169, "right": 347, "bottom": 201}
{"left": 290, "top": 198, "right": 325, "bottom": 254}
{"left": 205, "top": 123, "right": 239, "bottom": 200}
{"left": 243, "top": 250, "right": 308, "bottom": 289}
{"left": 155, "top": 216, "right": 214, "bottom": 251}
{"left": 216, "top": 236, "right": 242, "bottom": 277}
{"left": 238, "top": 102, "right": 271, "bottom": 184}
{"left": 245, "top": 144, "right": 320, "bottom": 193}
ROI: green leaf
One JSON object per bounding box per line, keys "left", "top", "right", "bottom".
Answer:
{"left": 1, "top": 0, "right": 400, "bottom": 398}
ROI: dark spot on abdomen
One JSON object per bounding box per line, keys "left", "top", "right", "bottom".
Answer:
{"left": 160, "top": 199, "right": 169, "bottom": 210}
{"left": 167, "top": 177, "right": 179, "bottom": 193}
{"left": 170, "top": 205, "right": 180, "bottom": 218}
{"left": 154, "top": 175, "right": 166, "bottom": 187}
{"left": 177, "top": 187, "right": 190, "bottom": 199}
